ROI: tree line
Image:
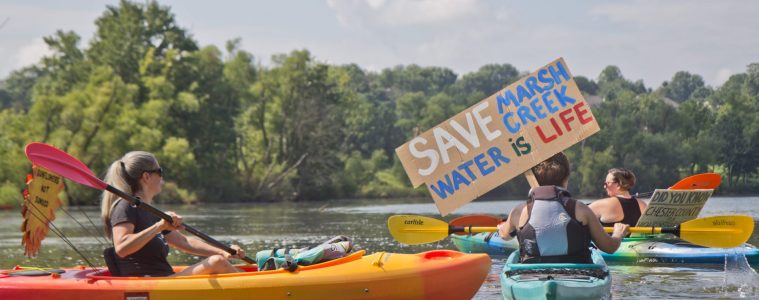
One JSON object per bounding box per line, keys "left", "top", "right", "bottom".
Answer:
{"left": 1, "top": 0, "right": 758, "bottom": 207}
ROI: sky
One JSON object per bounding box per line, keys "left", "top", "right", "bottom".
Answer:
{"left": 1, "top": 0, "right": 758, "bottom": 88}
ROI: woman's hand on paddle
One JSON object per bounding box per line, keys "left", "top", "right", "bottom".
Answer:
{"left": 497, "top": 204, "right": 521, "bottom": 240}
{"left": 497, "top": 222, "right": 508, "bottom": 238}
{"left": 610, "top": 222, "right": 630, "bottom": 239}
{"left": 221, "top": 245, "right": 245, "bottom": 260}
{"left": 158, "top": 211, "right": 184, "bottom": 231}
{"left": 497, "top": 220, "right": 515, "bottom": 240}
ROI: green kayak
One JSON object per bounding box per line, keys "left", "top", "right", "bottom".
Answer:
{"left": 500, "top": 249, "right": 611, "bottom": 300}
{"left": 453, "top": 233, "right": 759, "bottom": 265}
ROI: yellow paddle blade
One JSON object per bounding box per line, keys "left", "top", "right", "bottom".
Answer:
{"left": 387, "top": 215, "right": 451, "bottom": 245}
{"left": 679, "top": 215, "right": 755, "bottom": 248}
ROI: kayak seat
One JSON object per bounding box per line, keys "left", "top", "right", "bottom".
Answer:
{"left": 505, "top": 261, "right": 609, "bottom": 279}
{"left": 504, "top": 267, "right": 609, "bottom": 279}
{"left": 103, "top": 247, "right": 122, "bottom": 277}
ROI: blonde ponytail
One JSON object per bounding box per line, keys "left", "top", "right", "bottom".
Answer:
{"left": 101, "top": 151, "right": 159, "bottom": 240}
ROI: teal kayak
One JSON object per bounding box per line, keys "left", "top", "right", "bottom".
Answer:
{"left": 451, "top": 232, "right": 518, "bottom": 256}
{"left": 500, "top": 249, "right": 611, "bottom": 300}
{"left": 452, "top": 233, "right": 759, "bottom": 265}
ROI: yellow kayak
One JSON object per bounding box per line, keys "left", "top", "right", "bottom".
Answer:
{"left": 0, "top": 250, "right": 489, "bottom": 300}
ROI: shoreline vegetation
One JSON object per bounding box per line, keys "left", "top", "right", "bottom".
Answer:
{"left": 5, "top": 193, "right": 759, "bottom": 212}
{"left": 2, "top": 0, "right": 759, "bottom": 208}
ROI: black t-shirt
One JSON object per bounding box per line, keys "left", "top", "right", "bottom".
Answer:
{"left": 110, "top": 199, "right": 174, "bottom": 276}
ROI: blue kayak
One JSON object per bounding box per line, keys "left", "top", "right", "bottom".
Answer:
{"left": 452, "top": 233, "right": 759, "bottom": 265}
{"left": 501, "top": 249, "right": 611, "bottom": 300}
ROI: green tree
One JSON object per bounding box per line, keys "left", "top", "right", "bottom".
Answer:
{"left": 0, "top": 110, "right": 30, "bottom": 207}
{"left": 676, "top": 100, "right": 718, "bottom": 174}
{"left": 575, "top": 146, "right": 615, "bottom": 196}
{"left": 661, "top": 71, "right": 705, "bottom": 102}
{"left": 597, "top": 65, "right": 647, "bottom": 101}
{"left": 745, "top": 63, "right": 759, "bottom": 96}
{"left": 574, "top": 76, "right": 598, "bottom": 95}
{"left": 39, "top": 30, "right": 89, "bottom": 95}
{"left": 449, "top": 64, "right": 520, "bottom": 106}
{"left": 0, "top": 66, "right": 43, "bottom": 111}
{"left": 379, "top": 65, "right": 457, "bottom": 97}
{"left": 394, "top": 91, "right": 427, "bottom": 137}
{"left": 88, "top": 0, "right": 198, "bottom": 87}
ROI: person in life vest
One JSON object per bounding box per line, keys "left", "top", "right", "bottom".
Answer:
{"left": 497, "top": 152, "right": 629, "bottom": 263}
{"left": 100, "top": 151, "right": 245, "bottom": 277}
{"left": 588, "top": 168, "right": 647, "bottom": 227}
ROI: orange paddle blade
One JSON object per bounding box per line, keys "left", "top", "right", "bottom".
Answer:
{"left": 669, "top": 173, "right": 721, "bottom": 190}
{"left": 449, "top": 215, "right": 502, "bottom": 235}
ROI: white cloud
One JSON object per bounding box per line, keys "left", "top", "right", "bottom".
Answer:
{"left": 365, "top": 0, "right": 386, "bottom": 10}
{"left": 378, "top": 0, "right": 483, "bottom": 26}
{"left": 588, "top": 0, "right": 759, "bottom": 86}
{"left": 715, "top": 68, "right": 733, "bottom": 86}
{"left": 327, "top": 0, "right": 485, "bottom": 28}
{"left": 2, "top": 0, "right": 757, "bottom": 89}
{"left": 323, "top": 0, "right": 759, "bottom": 86}
{"left": 0, "top": 2, "right": 99, "bottom": 78}
{"left": 324, "top": 0, "right": 520, "bottom": 75}
{"left": 12, "top": 39, "right": 52, "bottom": 70}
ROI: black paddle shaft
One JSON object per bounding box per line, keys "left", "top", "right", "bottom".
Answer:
{"left": 106, "top": 185, "right": 255, "bottom": 264}
{"left": 659, "top": 225, "right": 681, "bottom": 237}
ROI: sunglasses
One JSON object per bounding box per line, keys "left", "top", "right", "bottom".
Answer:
{"left": 603, "top": 181, "right": 617, "bottom": 188}
{"left": 145, "top": 167, "right": 163, "bottom": 177}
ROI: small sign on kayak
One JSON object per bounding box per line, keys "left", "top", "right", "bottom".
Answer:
{"left": 395, "top": 58, "right": 600, "bottom": 215}
{"left": 21, "top": 165, "right": 64, "bottom": 257}
{"left": 636, "top": 189, "right": 714, "bottom": 227}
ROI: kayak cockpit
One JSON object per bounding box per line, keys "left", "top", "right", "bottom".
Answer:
{"left": 85, "top": 250, "right": 366, "bottom": 280}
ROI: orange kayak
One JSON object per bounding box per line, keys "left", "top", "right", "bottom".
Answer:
{"left": 0, "top": 250, "right": 489, "bottom": 300}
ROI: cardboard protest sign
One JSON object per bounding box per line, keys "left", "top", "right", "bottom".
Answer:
{"left": 635, "top": 189, "right": 713, "bottom": 227}
{"left": 396, "top": 58, "right": 600, "bottom": 216}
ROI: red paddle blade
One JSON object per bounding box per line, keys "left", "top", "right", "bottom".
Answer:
{"left": 449, "top": 215, "right": 502, "bottom": 235}
{"left": 24, "top": 143, "right": 107, "bottom": 190}
{"left": 669, "top": 173, "right": 722, "bottom": 190}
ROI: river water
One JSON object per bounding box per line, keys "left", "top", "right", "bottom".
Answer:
{"left": 1, "top": 196, "right": 757, "bottom": 299}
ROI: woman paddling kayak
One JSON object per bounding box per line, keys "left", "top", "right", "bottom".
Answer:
{"left": 589, "top": 168, "right": 647, "bottom": 227}
{"left": 496, "top": 152, "right": 629, "bottom": 263}
{"left": 101, "top": 151, "right": 246, "bottom": 276}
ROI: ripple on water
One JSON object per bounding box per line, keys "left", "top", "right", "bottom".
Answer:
{"left": 721, "top": 251, "right": 759, "bottom": 298}
{"left": 610, "top": 254, "right": 759, "bottom": 299}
